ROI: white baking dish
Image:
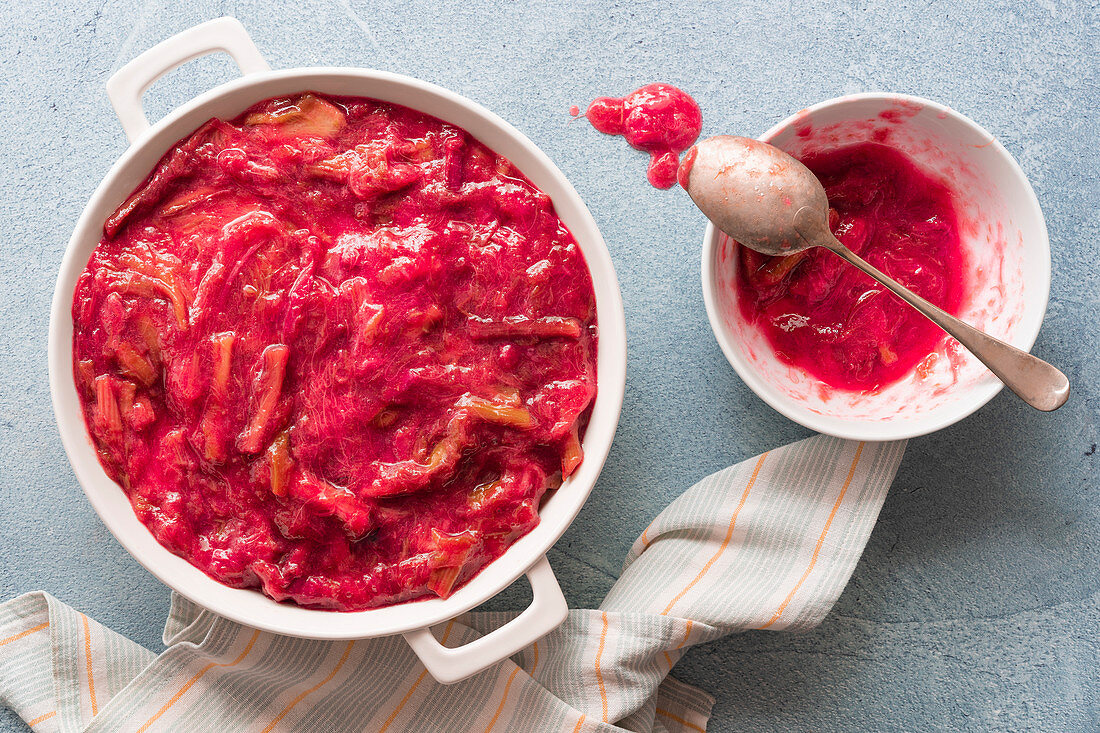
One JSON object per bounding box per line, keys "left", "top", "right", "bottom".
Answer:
{"left": 48, "top": 17, "right": 626, "bottom": 684}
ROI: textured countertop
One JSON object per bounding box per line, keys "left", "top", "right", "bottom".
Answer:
{"left": 1, "top": 1, "right": 1097, "bottom": 730}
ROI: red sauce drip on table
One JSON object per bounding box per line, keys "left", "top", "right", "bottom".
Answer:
{"left": 72, "top": 93, "right": 598, "bottom": 611}
{"left": 583, "top": 83, "right": 702, "bottom": 189}
{"left": 736, "top": 142, "right": 965, "bottom": 391}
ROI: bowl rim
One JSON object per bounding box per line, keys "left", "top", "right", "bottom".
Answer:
{"left": 700, "top": 92, "right": 1052, "bottom": 441}
{"left": 49, "top": 66, "right": 627, "bottom": 638}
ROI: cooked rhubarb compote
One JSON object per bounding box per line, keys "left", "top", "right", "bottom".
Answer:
{"left": 736, "top": 142, "right": 965, "bottom": 391}
{"left": 73, "top": 93, "right": 598, "bottom": 610}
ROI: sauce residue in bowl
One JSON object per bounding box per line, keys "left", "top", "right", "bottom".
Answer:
{"left": 579, "top": 83, "right": 702, "bottom": 189}
{"left": 736, "top": 142, "right": 966, "bottom": 391}
{"left": 72, "top": 92, "right": 598, "bottom": 611}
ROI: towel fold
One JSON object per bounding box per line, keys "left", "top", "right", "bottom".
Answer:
{"left": 0, "top": 435, "right": 905, "bottom": 732}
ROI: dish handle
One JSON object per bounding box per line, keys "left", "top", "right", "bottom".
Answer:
{"left": 402, "top": 555, "right": 568, "bottom": 684}
{"left": 106, "top": 17, "right": 270, "bottom": 144}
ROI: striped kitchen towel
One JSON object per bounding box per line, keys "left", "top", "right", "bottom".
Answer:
{"left": 0, "top": 435, "right": 905, "bottom": 732}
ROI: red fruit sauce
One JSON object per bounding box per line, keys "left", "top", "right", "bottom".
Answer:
{"left": 736, "top": 142, "right": 965, "bottom": 391}
{"left": 72, "top": 93, "right": 598, "bottom": 611}
{"left": 582, "top": 83, "right": 702, "bottom": 189}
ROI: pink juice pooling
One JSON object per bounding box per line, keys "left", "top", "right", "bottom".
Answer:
{"left": 582, "top": 83, "right": 702, "bottom": 188}
{"left": 72, "top": 93, "right": 598, "bottom": 611}
{"left": 735, "top": 142, "right": 966, "bottom": 392}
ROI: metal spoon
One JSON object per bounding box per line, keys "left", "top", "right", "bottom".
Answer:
{"left": 680, "top": 135, "right": 1069, "bottom": 412}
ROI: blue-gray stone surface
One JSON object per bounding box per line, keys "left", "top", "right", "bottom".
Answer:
{"left": 1, "top": 1, "right": 1097, "bottom": 730}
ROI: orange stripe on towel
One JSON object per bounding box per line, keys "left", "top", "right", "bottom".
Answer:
{"left": 378, "top": 620, "right": 457, "bottom": 733}
{"left": 759, "top": 442, "right": 864, "bottom": 629}
{"left": 594, "top": 612, "right": 610, "bottom": 721}
{"left": 0, "top": 622, "right": 48, "bottom": 648}
{"left": 661, "top": 452, "right": 769, "bottom": 616}
{"left": 137, "top": 628, "right": 260, "bottom": 733}
{"left": 483, "top": 666, "right": 522, "bottom": 732}
{"left": 260, "top": 640, "right": 355, "bottom": 732}
{"left": 27, "top": 711, "right": 56, "bottom": 727}
{"left": 664, "top": 619, "right": 696, "bottom": 670}
{"left": 677, "top": 620, "right": 695, "bottom": 649}
{"left": 81, "top": 614, "right": 98, "bottom": 715}
{"left": 656, "top": 707, "right": 706, "bottom": 732}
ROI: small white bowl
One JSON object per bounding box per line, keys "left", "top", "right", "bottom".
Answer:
{"left": 701, "top": 93, "right": 1051, "bottom": 441}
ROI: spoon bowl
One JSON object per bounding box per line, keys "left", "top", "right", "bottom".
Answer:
{"left": 679, "top": 135, "right": 824, "bottom": 257}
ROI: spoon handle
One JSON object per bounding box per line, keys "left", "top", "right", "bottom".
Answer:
{"left": 821, "top": 238, "right": 1069, "bottom": 412}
